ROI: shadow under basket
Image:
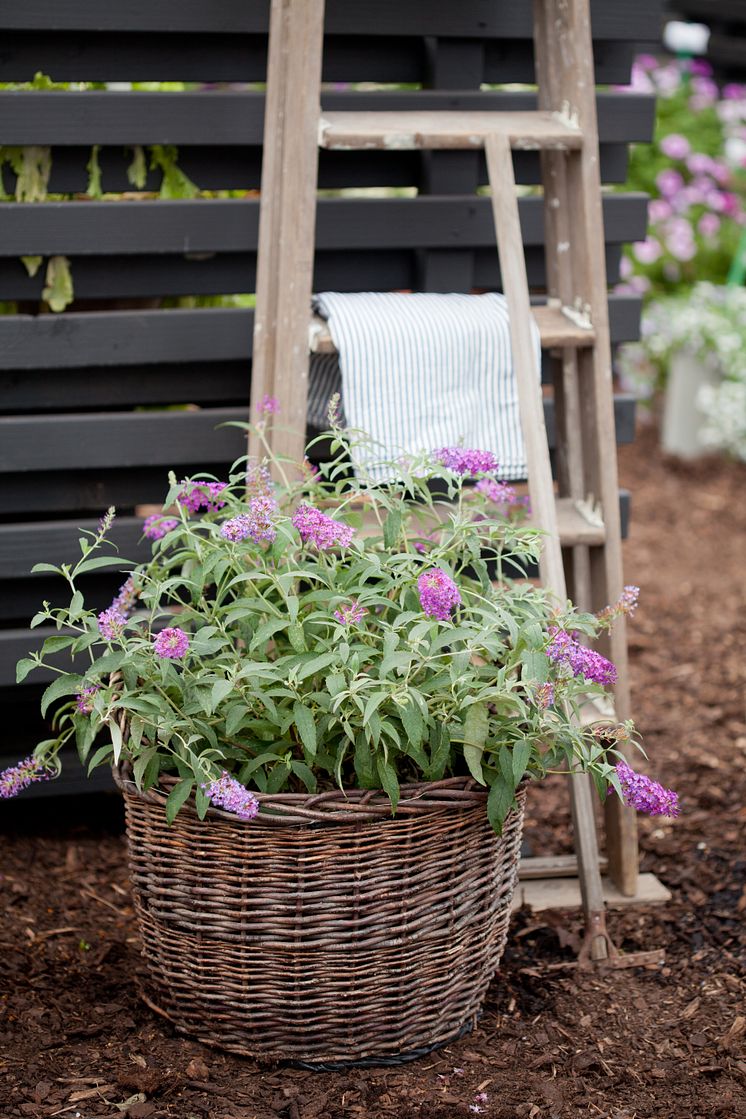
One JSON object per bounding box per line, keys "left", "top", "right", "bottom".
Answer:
{"left": 113, "top": 764, "right": 526, "bottom": 1067}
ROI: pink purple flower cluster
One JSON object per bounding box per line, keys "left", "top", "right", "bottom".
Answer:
{"left": 434, "top": 447, "right": 501, "bottom": 476}
{"left": 177, "top": 481, "right": 228, "bottom": 515}
{"left": 0, "top": 756, "right": 52, "bottom": 799}
{"left": 98, "top": 606, "right": 127, "bottom": 640}
{"left": 257, "top": 394, "right": 279, "bottom": 416}
{"left": 292, "top": 504, "right": 355, "bottom": 550}
{"left": 614, "top": 759, "right": 680, "bottom": 817}
{"left": 202, "top": 772, "right": 260, "bottom": 820}
{"left": 143, "top": 514, "right": 179, "bottom": 540}
{"left": 75, "top": 684, "right": 100, "bottom": 715}
{"left": 333, "top": 599, "right": 367, "bottom": 625}
{"left": 246, "top": 461, "right": 274, "bottom": 500}
{"left": 111, "top": 576, "right": 138, "bottom": 618}
{"left": 221, "top": 495, "right": 279, "bottom": 545}
{"left": 153, "top": 626, "right": 190, "bottom": 660}
{"left": 597, "top": 585, "right": 640, "bottom": 624}
{"left": 546, "top": 628, "right": 617, "bottom": 687}
{"left": 417, "top": 568, "right": 462, "bottom": 621}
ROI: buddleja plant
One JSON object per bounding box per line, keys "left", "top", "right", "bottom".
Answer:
{"left": 9, "top": 398, "right": 678, "bottom": 830}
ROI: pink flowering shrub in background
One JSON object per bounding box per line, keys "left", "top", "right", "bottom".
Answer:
{"left": 617, "top": 55, "right": 746, "bottom": 298}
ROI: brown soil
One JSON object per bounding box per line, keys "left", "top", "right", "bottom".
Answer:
{"left": 1, "top": 424, "right": 745, "bottom": 1119}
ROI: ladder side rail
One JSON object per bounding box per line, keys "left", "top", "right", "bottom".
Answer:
{"left": 535, "top": 0, "right": 638, "bottom": 895}
{"left": 250, "top": 0, "right": 326, "bottom": 467}
{"left": 484, "top": 133, "right": 609, "bottom": 959}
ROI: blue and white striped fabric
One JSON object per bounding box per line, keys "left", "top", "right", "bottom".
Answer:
{"left": 309, "top": 292, "right": 539, "bottom": 480}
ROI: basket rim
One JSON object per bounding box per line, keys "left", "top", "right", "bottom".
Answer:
{"left": 111, "top": 761, "right": 520, "bottom": 827}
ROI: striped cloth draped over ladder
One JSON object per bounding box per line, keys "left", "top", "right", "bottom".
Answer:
{"left": 308, "top": 292, "right": 540, "bottom": 480}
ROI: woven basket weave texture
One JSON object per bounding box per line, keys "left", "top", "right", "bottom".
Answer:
{"left": 116, "top": 769, "right": 526, "bottom": 1065}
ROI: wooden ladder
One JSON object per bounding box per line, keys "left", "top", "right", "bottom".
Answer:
{"left": 249, "top": 0, "right": 644, "bottom": 962}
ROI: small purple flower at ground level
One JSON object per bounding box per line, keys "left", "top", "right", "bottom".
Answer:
{"left": 434, "top": 447, "right": 501, "bottom": 476}
{"left": 202, "top": 772, "right": 260, "bottom": 820}
{"left": 98, "top": 606, "right": 127, "bottom": 640}
{"left": 418, "top": 568, "right": 461, "bottom": 621}
{"left": 177, "top": 481, "right": 228, "bottom": 515}
{"left": 143, "top": 514, "right": 179, "bottom": 540}
{"left": 292, "top": 504, "right": 355, "bottom": 550}
{"left": 257, "top": 394, "right": 279, "bottom": 416}
{"left": 614, "top": 759, "right": 680, "bottom": 817}
{"left": 546, "top": 628, "right": 617, "bottom": 686}
{"left": 76, "top": 684, "right": 100, "bottom": 715}
{"left": 334, "top": 599, "right": 367, "bottom": 625}
{"left": 153, "top": 627, "right": 190, "bottom": 660}
{"left": 0, "top": 756, "right": 52, "bottom": 799}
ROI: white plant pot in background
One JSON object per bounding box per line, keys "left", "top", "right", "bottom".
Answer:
{"left": 661, "top": 350, "right": 721, "bottom": 459}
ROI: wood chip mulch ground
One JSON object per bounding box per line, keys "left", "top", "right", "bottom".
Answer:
{"left": 1, "top": 423, "right": 744, "bottom": 1119}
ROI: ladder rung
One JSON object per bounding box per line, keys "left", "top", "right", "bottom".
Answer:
{"left": 552, "top": 496, "right": 606, "bottom": 546}
{"left": 319, "top": 110, "right": 583, "bottom": 151}
{"left": 309, "top": 303, "right": 595, "bottom": 356}
{"left": 322, "top": 493, "right": 605, "bottom": 550}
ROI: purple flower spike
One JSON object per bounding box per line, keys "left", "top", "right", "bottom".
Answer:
{"left": 418, "top": 568, "right": 461, "bottom": 621}
{"left": 153, "top": 627, "right": 190, "bottom": 660}
{"left": 434, "top": 448, "right": 500, "bottom": 476}
{"left": 202, "top": 772, "right": 259, "bottom": 821}
{"left": 614, "top": 760, "right": 680, "bottom": 818}
{"left": 334, "top": 599, "right": 367, "bottom": 625}
{"left": 76, "top": 684, "right": 100, "bottom": 715}
{"left": 546, "top": 628, "right": 617, "bottom": 687}
{"left": 98, "top": 607, "right": 127, "bottom": 640}
{"left": 292, "top": 504, "right": 355, "bottom": 550}
{"left": 111, "top": 576, "right": 138, "bottom": 620}
{"left": 534, "top": 682, "right": 555, "bottom": 710}
{"left": 0, "top": 756, "right": 52, "bottom": 799}
{"left": 143, "top": 514, "right": 179, "bottom": 541}
{"left": 177, "top": 481, "right": 228, "bottom": 515}
{"left": 221, "top": 514, "right": 252, "bottom": 543}
{"left": 257, "top": 394, "right": 279, "bottom": 416}
{"left": 475, "top": 477, "right": 520, "bottom": 506}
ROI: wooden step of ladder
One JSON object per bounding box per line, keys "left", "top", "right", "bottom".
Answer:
{"left": 250, "top": 0, "right": 645, "bottom": 965}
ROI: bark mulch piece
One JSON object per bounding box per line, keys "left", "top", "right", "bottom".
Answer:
{"left": 1, "top": 423, "right": 745, "bottom": 1119}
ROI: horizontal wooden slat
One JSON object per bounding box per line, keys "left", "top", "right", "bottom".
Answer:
{"left": 0, "top": 90, "right": 655, "bottom": 147}
{"left": 0, "top": 34, "right": 638, "bottom": 86}
{"left": 0, "top": 399, "right": 636, "bottom": 475}
{"left": 0, "top": 0, "right": 662, "bottom": 38}
{"left": 0, "top": 295, "right": 642, "bottom": 377}
{"left": 0, "top": 517, "right": 150, "bottom": 579}
{"left": 0, "top": 194, "right": 649, "bottom": 256}
{"left": 30, "top": 143, "right": 630, "bottom": 195}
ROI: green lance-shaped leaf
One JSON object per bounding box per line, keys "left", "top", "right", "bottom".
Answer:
{"left": 487, "top": 773, "right": 515, "bottom": 835}
{"left": 293, "top": 701, "right": 317, "bottom": 757}
{"left": 462, "top": 701, "right": 488, "bottom": 785}
{"left": 376, "top": 755, "right": 400, "bottom": 814}
{"left": 165, "top": 778, "right": 195, "bottom": 825}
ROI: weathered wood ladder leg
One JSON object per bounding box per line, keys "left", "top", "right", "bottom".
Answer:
{"left": 485, "top": 133, "right": 611, "bottom": 962}
{"left": 249, "top": 0, "right": 326, "bottom": 466}
{"left": 533, "top": 0, "right": 639, "bottom": 900}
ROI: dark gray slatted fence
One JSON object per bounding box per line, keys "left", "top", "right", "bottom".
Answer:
{"left": 0, "top": 0, "right": 659, "bottom": 788}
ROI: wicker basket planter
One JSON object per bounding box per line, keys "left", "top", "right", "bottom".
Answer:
{"left": 114, "top": 764, "right": 526, "bottom": 1066}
